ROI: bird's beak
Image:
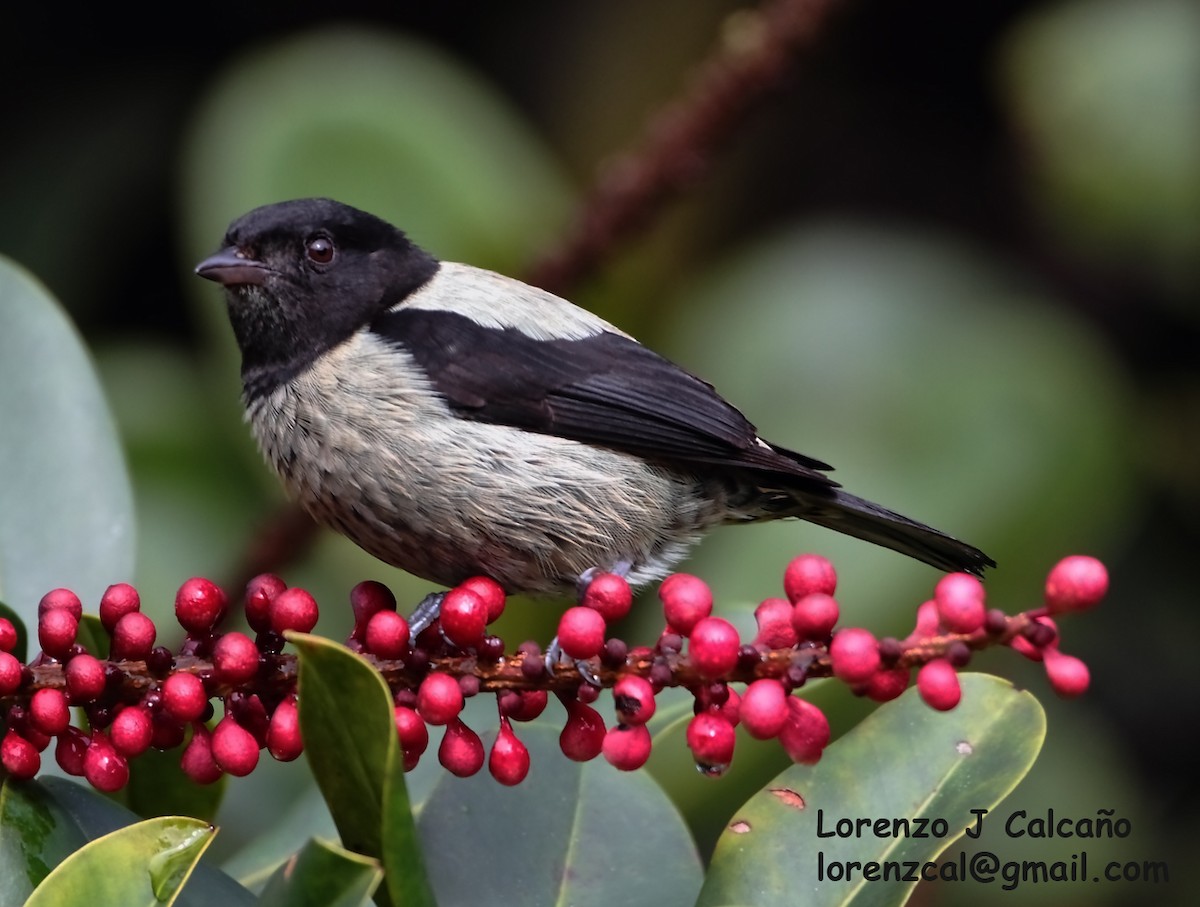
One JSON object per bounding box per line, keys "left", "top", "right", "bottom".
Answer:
{"left": 195, "top": 247, "right": 270, "bottom": 287}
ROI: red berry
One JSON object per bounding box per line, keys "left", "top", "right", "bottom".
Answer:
{"left": 740, "top": 678, "right": 789, "bottom": 739}
{"left": 1044, "top": 649, "right": 1090, "bottom": 698}
{"left": 457, "top": 576, "right": 506, "bottom": 624}
{"left": 244, "top": 574, "right": 287, "bottom": 633}
{"left": 84, "top": 733, "right": 129, "bottom": 791}
{"left": 688, "top": 617, "right": 740, "bottom": 680}
{"left": 55, "top": 726, "right": 89, "bottom": 776}
{"left": 364, "top": 610, "right": 410, "bottom": 659}
{"left": 64, "top": 653, "right": 106, "bottom": 703}
{"left": 557, "top": 606, "right": 606, "bottom": 660}
{"left": 489, "top": 720, "right": 530, "bottom": 786}
{"left": 438, "top": 718, "right": 484, "bottom": 777}
{"left": 2, "top": 730, "right": 40, "bottom": 779}
{"left": 779, "top": 697, "right": 830, "bottom": 764}
{"left": 911, "top": 600, "right": 940, "bottom": 639}
{"left": 110, "top": 706, "right": 153, "bottom": 757}
{"left": 501, "top": 690, "right": 549, "bottom": 722}
{"left": 439, "top": 587, "right": 488, "bottom": 648}
{"left": 111, "top": 612, "right": 157, "bottom": 661}
{"left": 0, "top": 618, "right": 17, "bottom": 653}
{"left": 162, "top": 672, "right": 209, "bottom": 723}
{"left": 212, "top": 632, "right": 260, "bottom": 685}
{"left": 791, "top": 593, "right": 840, "bottom": 642}
{"left": 1011, "top": 616, "right": 1059, "bottom": 661}
{"left": 270, "top": 588, "right": 319, "bottom": 635}
{"left": 582, "top": 573, "right": 633, "bottom": 622}
{"left": 267, "top": 696, "right": 304, "bottom": 762}
{"left": 713, "top": 685, "right": 741, "bottom": 726}
{"left": 181, "top": 725, "right": 223, "bottom": 784}
{"left": 175, "top": 577, "right": 227, "bottom": 635}
{"left": 659, "top": 574, "right": 713, "bottom": 634}
{"left": 559, "top": 701, "right": 606, "bottom": 762}
{"left": 934, "top": 573, "right": 986, "bottom": 634}
{"left": 601, "top": 723, "right": 652, "bottom": 771}
{"left": 753, "top": 598, "right": 798, "bottom": 648}
{"left": 394, "top": 706, "right": 429, "bottom": 770}
{"left": 151, "top": 714, "right": 187, "bottom": 750}
{"left": 0, "top": 652, "right": 23, "bottom": 695}
{"left": 686, "top": 712, "right": 736, "bottom": 775}
{"left": 29, "top": 688, "right": 71, "bottom": 736}
{"left": 865, "top": 666, "right": 910, "bottom": 702}
{"left": 917, "top": 659, "right": 961, "bottom": 710}
{"left": 783, "top": 554, "right": 837, "bottom": 602}
{"left": 38, "top": 588, "right": 82, "bottom": 621}
{"left": 98, "top": 583, "right": 140, "bottom": 633}
{"left": 612, "top": 675, "right": 656, "bottom": 726}
{"left": 1045, "top": 556, "right": 1108, "bottom": 614}
{"left": 38, "top": 608, "right": 78, "bottom": 659}
{"left": 829, "top": 628, "right": 880, "bottom": 684}
{"left": 417, "top": 672, "right": 464, "bottom": 726}
{"left": 350, "top": 580, "right": 396, "bottom": 637}
{"left": 211, "top": 716, "right": 260, "bottom": 776}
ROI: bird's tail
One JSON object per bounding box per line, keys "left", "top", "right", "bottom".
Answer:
{"left": 793, "top": 488, "right": 995, "bottom": 576}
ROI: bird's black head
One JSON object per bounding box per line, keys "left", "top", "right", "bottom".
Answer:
{"left": 196, "top": 198, "right": 439, "bottom": 394}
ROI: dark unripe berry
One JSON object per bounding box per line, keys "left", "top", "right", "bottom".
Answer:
{"left": 779, "top": 697, "right": 830, "bottom": 764}
{"left": 270, "top": 588, "right": 319, "bottom": 634}
{"left": 244, "top": 574, "right": 287, "bottom": 633}
{"left": 212, "top": 632, "right": 260, "bottom": 685}
{"left": 783, "top": 554, "right": 837, "bottom": 602}
{"left": 688, "top": 617, "right": 740, "bottom": 680}
{"left": 865, "top": 666, "right": 910, "bottom": 702}
{"left": 1045, "top": 556, "right": 1108, "bottom": 614}
{"left": 38, "top": 608, "right": 78, "bottom": 659}
{"left": 267, "top": 696, "right": 304, "bottom": 762}
{"left": 364, "top": 610, "right": 410, "bottom": 659}
{"left": 613, "top": 675, "right": 657, "bottom": 726}
{"left": 489, "top": 720, "right": 530, "bottom": 786}
{"left": 0, "top": 617, "right": 17, "bottom": 653}
{"left": 658, "top": 574, "right": 712, "bottom": 635}
{"left": 439, "top": 587, "right": 488, "bottom": 648}
{"left": 99, "top": 583, "right": 141, "bottom": 633}
{"left": 211, "top": 716, "right": 260, "bottom": 776}
{"left": 791, "top": 593, "right": 839, "bottom": 642}
{"left": 934, "top": 573, "right": 986, "bottom": 634}
{"left": 38, "top": 588, "right": 83, "bottom": 621}
{"left": 175, "top": 577, "right": 227, "bottom": 635}
{"left": 181, "top": 725, "right": 223, "bottom": 784}
{"left": 162, "top": 672, "right": 209, "bottom": 723}
{"left": 457, "top": 576, "right": 506, "bottom": 624}
{"left": 64, "top": 653, "right": 106, "bottom": 703}
{"left": 84, "top": 733, "right": 129, "bottom": 792}
{"left": 0, "top": 652, "right": 23, "bottom": 695}
{"left": 557, "top": 607, "right": 607, "bottom": 660}
{"left": 29, "top": 688, "right": 71, "bottom": 736}
{"left": 917, "top": 659, "right": 961, "bottom": 711}
{"left": 394, "top": 706, "right": 429, "bottom": 770}
{"left": 417, "top": 672, "right": 464, "bottom": 726}
{"left": 2, "top": 730, "right": 40, "bottom": 779}
{"left": 686, "top": 712, "right": 736, "bottom": 775}
{"left": 501, "top": 690, "right": 549, "bottom": 722}
{"left": 151, "top": 714, "right": 187, "bottom": 750}
{"left": 582, "top": 573, "right": 633, "bottom": 622}
{"left": 110, "top": 706, "right": 154, "bottom": 757}
{"left": 55, "top": 726, "right": 89, "bottom": 776}
{"left": 110, "top": 612, "right": 157, "bottom": 661}
{"left": 753, "top": 598, "right": 798, "bottom": 649}
{"left": 601, "top": 723, "right": 652, "bottom": 771}
{"left": 438, "top": 718, "right": 484, "bottom": 777}
{"left": 1012, "top": 616, "right": 1058, "bottom": 661}
{"left": 1044, "top": 649, "right": 1090, "bottom": 698}
{"left": 829, "top": 628, "right": 880, "bottom": 684}
{"left": 559, "top": 701, "right": 606, "bottom": 762}
{"left": 740, "top": 678, "right": 789, "bottom": 740}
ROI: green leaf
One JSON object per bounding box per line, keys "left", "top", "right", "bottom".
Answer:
{"left": 258, "top": 838, "right": 382, "bottom": 907}
{"left": 416, "top": 722, "right": 703, "bottom": 907}
{"left": 700, "top": 673, "right": 1046, "bottom": 907}
{"left": 0, "top": 257, "right": 135, "bottom": 621}
{"left": 0, "top": 601, "right": 28, "bottom": 662}
{"left": 218, "top": 784, "right": 339, "bottom": 893}
{"left": 290, "top": 632, "right": 434, "bottom": 907}
{"left": 75, "top": 613, "right": 109, "bottom": 660}
{"left": 123, "top": 745, "right": 227, "bottom": 823}
{"left": 24, "top": 816, "right": 214, "bottom": 906}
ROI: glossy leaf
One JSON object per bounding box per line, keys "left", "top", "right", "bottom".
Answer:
{"left": 258, "top": 837, "right": 382, "bottom": 907}
{"left": 0, "top": 257, "right": 135, "bottom": 623}
{"left": 219, "top": 785, "right": 339, "bottom": 893}
{"left": 700, "top": 673, "right": 1045, "bottom": 907}
{"left": 416, "top": 723, "right": 703, "bottom": 907}
{"left": 24, "top": 816, "right": 213, "bottom": 906}
{"left": 290, "top": 632, "right": 434, "bottom": 907}
{"left": 0, "top": 600, "right": 27, "bottom": 662}
{"left": 75, "top": 613, "right": 109, "bottom": 660}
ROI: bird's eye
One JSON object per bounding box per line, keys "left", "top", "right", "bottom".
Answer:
{"left": 305, "top": 236, "right": 336, "bottom": 265}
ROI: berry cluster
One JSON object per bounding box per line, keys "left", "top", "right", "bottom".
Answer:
{"left": 0, "top": 554, "right": 1107, "bottom": 789}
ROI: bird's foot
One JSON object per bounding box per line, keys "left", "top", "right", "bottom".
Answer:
{"left": 407, "top": 591, "right": 447, "bottom": 638}
{"left": 544, "top": 635, "right": 601, "bottom": 686}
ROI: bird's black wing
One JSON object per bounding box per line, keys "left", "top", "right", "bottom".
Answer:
{"left": 371, "top": 307, "right": 837, "bottom": 486}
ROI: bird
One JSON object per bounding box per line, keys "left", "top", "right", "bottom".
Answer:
{"left": 196, "top": 198, "right": 993, "bottom": 604}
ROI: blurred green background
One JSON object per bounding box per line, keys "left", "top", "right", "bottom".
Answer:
{"left": 2, "top": 0, "right": 1196, "bottom": 903}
